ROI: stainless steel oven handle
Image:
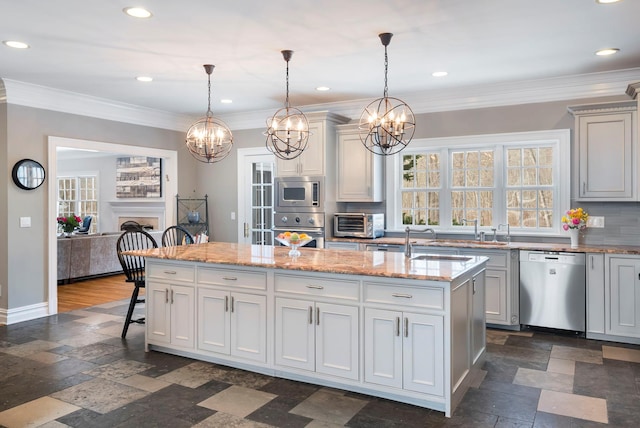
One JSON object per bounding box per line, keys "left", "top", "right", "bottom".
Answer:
{"left": 273, "top": 228, "right": 323, "bottom": 235}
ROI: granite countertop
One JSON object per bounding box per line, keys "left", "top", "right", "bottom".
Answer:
{"left": 131, "top": 242, "right": 487, "bottom": 282}
{"left": 328, "top": 237, "right": 640, "bottom": 255}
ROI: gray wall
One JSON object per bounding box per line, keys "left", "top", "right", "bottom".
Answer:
{"left": 2, "top": 102, "right": 197, "bottom": 310}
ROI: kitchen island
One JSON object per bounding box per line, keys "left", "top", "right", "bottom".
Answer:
{"left": 133, "top": 242, "right": 488, "bottom": 417}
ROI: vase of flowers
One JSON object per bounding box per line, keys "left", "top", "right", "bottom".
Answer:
{"left": 57, "top": 214, "right": 82, "bottom": 236}
{"left": 561, "top": 208, "right": 588, "bottom": 248}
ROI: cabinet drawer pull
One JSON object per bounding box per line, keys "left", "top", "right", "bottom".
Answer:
{"left": 396, "top": 316, "right": 400, "bottom": 337}
{"left": 392, "top": 293, "right": 413, "bottom": 299}
{"left": 306, "top": 284, "right": 324, "bottom": 290}
{"left": 231, "top": 296, "right": 235, "bottom": 313}
{"left": 165, "top": 288, "right": 168, "bottom": 304}
{"left": 308, "top": 306, "right": 313, "bottom": 324}
{"left": 163, "top": 270, "right": 177, "bottom": 275}
{"left": 404, "top": 317, "right": 409, "bottom": 338}
{"left": 225, "top": 295, "right": 229, "bottom": 312}
{"left": 316, "top": 307, "right": 320, "bottom": 326}
{"left": 223, "top": 276, "right": 238, "bottom": 281}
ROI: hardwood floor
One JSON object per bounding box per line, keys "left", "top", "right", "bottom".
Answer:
{"left": 57, "top": 274, "right": 143, "bottom": 313}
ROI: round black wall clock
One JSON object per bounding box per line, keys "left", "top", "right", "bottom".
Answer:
{"left": 12, "top": 159, "right": 46, "bottom": 190}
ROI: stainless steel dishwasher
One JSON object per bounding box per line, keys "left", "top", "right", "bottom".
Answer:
{"left": 519, "top": 250, "right": 586, "bottom": 332}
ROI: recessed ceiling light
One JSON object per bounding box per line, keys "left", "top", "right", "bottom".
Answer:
{"left": 596, "top": 48, "right": 620, "bottom": 56}
{"left": 316, "top": 86, "right": 330, "bottom": 92}
{"left": 432, "top": 71, "right": 448, "bottom": 77}
{"left": 123, "top": 7, "right": 153, "bottom": 18}
{"left": 3, "top": 40, "right": 30, "bottom": 49}
{"left": 220, "top": 99, "right": 233, "bottom": 104}
{"left": 596, "top": 0, "right": 622, "bottom": 4}
{"left": 136, "top": 76, "right": 153, "bottom": 82}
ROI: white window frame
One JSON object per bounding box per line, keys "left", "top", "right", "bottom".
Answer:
{"left": 386, "top": 129, "right": 571, "bottom": 236}
{"left": 57, "top": 172, "right": 99, "bottom": 233}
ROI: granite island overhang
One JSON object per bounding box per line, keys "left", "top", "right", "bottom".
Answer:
{"left": 128, "top": 242, "right": 489, "bottom": 417}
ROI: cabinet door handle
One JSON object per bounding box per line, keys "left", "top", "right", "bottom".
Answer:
{"left": 472, "top": 277, "right": 476, "bottom": 295}
{"left": 170, "top": 289, "right": 174, "bottom": 304}
{"left": 225, "top": 295, "right": 229, "bottom": 312}
{"left": 163, "top": 270, "right": 177, "bottom": 275}
{"left": 392, "top": 293, "right": 413, "bottom": 299}
{"left": 591, "top": 255, "right": 594, "bottom": 270}
{"left": 306, "top": 284, "right": 324, "bottom": 290}
{"left": 583, "top": 182, "right": 586, "bottom": 194}
{"left": 316, "top": 307, "right": 320, "bottom": 326}
{"left": 223, "top": 276, "right": 238, "bottom": 281}
{"left": 244, "top": 223, "right": 249, "bottom": 238}
{"left": 308, "top": 306, "right": 313, "bottom": 324}
{"left": 396, "top": 316, "right": 400, "bottom": 337}
{"left": 231, "top": 296, "right": 235, "bottom": 313}
{"left": 165, "top": 288, "right": 168, "bottom": 304}
{"left": 404, "top": 317, "right": 409, "bottom": 338}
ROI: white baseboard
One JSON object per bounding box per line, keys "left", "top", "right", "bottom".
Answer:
{"left": 0, "top": 302, "right": 50, "bottom": 325}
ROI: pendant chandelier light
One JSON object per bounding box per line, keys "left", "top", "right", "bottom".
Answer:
{"left": 185, "top": 64, "right": 233, "bottom": 163}
{"left": 359, "top": 33, "right": 415, "bottom": 156}
{"left": 265, "top": 50, "right": 310, "bottom": 160}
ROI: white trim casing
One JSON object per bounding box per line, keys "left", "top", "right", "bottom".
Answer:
{"left": 386, "top": 129, "right": 571, "bottom": 236}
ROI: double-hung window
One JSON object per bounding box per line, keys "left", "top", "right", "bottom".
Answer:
{"left": 388, "top": 130, "right": 570, "bottom": 236}
{"left": 57, "top": 175, "right": 99, "bottom": 233}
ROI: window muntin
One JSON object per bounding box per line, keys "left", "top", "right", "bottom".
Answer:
{"left": 387, "top": 130, "right": 570, "bottom": 235}
{"left": 57, "top": 175, "right": 99, "bottom": 233}
{"left": 401, "top": 153, "right": 440, "bottom": 226}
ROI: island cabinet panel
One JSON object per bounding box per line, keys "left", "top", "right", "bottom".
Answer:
{"left": 364, "top": 308, "right": 444, "bottom": 396}
{"left": 147, "top": 282, "right": 195, "bottom": 349}
{"left": 606, "top": 256, "right": 640, "bottom": 338}
{"left": 275, "top": 297, "right": 359, "bottom": 380}
{"left": 471, "top": 272, "right": 487, "bottom": 365}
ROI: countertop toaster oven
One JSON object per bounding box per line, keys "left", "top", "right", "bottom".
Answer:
{"left": 333, "top": 213, "right": 384, "bottom": 238}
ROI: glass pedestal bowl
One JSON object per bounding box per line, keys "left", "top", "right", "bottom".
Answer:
{"left": 275, "top": 237, "right": 313, "bottom": 257}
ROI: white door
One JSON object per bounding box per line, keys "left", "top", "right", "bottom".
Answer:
{"left": 607, "top": 257, "right": 640, "bottom": 338}
{"left": 198, "top": 288, "right": 230, "bottom": 354}
{"left": 364, "top": 308, "right": 402, "bottom": 388}
{"left": 315, "top": 302, "right": 359, "bottom": 380}
{"left": 230, "top": 292, "right": 267, "bottom": 362}
{"left": 147, "top": 281, "right": 171, "bottom": 344}
{"left": 237, "top": 148, "right": 275, "bottom": 245}
{"left": 170, "top": 285, "right": 195, "bottom": 348}
{"left": 275, "top": 297, "right": 315, "bottom": 371}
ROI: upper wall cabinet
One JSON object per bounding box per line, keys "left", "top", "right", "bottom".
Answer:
{"left": 275, "top": 112, "right": 349, "bottom": 177}
{"left": 569, "top": 101, "right": 637, "bottom": 201}
{"left": 336, "top": 124, "right": 384, "bottom": 202}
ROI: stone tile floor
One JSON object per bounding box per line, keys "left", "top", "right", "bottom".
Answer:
{"left": 1, "top": 300, "right": 640, "bottom": 427}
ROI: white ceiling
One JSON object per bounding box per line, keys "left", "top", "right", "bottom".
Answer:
{"left": 2, "top": 0, "right": 640, "bottom": 122}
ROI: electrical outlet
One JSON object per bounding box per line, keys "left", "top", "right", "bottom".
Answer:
{"left": 587, "top": 216, "right": 605, "bottom": 228}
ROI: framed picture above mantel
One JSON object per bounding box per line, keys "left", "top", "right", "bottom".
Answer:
{"left": 116, "top": 156, "right": 162, "bottom": 198}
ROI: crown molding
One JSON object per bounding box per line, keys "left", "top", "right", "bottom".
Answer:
{"left": 627, "top": 81, "right": 640, "bottom": 99}
{"left": 0, "top": 79, "right": 193, "bottom": 132}
{"left": 567, "top": 100, "right": 637, "bottom": 115}
{"left": 3, "top": 68, "right": 640, "bottom": 132}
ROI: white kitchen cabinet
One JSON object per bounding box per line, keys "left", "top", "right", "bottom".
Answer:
{"left": 606, "top": 255, "right": 640, "bottom": 338}
{"left": 471, "top": 272, "right": 486, "bottom": 365}
{"left": 147, "top": 282, "right": 195, "bottom": 348}
{"left": 415, "top": 246, "right": 519, "bottom": 328}
{"left": 324, "top": 241, "right": 361, "bottom": 251}
{"left": 364, "top": 308, "right": 444, "bottom": 396}
{"left": 198, "top": 288, "right": 267, "bottom": 363}
{"left": 586, "top": 253, "right": 605, "bottom": 335}
{"left": 275, "top": 297, "right": 359, "bottom": 380}
{"left": 336, "top": 124, "right": 383, "bottom": 202}
{"left": 146, "top": 262, "right": 196, "bottom": 349}
{"left": 276, "top": 112, "right": 349, "bottom": 177}
{"left": 569, "top": 101, "right": 637, "bottom": 201}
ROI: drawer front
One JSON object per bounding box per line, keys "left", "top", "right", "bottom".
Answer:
{"left": 461, "top": 250, "right": 508, "bottom": 269}
{"left": 198, "top": 267, "right": 266, "bottom": 290}
{"left": 147, "top": 263, "right": 195, "bottom": 282}
{"left": 275, "top": 273, "right": 359, "bottom": 301}
{"left": 364, "top": 282, "right": 444, "bottom": 310}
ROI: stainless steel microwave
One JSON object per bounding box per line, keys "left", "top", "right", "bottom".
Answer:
{"left": 275, "top": 176, "right": 324, "bottom": 212}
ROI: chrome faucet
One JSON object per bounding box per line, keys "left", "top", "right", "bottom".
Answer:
{"left": 404, "top": 226, "right": 436, "bottom": 258}
{"left": 461, "top": 218, "right": 479, "bottom": 240}
{"left": 498, "top": 223, "right": 511, "bottom": 243}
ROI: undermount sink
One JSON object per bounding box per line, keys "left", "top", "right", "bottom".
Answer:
{"left": 411, "top": 254, "right": 473, "bottom": 262}
{"left": 472, "top": 241, "right": 508, "bottom": 245}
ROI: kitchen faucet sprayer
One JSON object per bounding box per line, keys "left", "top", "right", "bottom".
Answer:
{"left": 404, "top": 226, "right": 436, "bottom": 258}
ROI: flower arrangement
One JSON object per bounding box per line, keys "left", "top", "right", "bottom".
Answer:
{"left": 561, "top": 208, "right": 588, "bottom": 231}
{"left": 57, "top": 215, "right": 82, "bottom": 233}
